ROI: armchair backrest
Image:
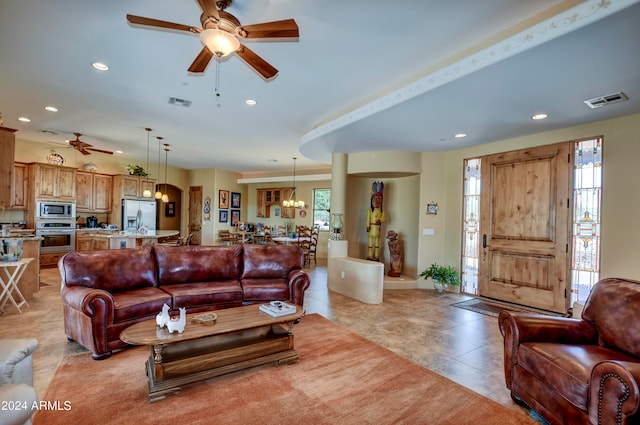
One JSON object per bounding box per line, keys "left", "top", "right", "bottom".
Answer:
{"left": 582, "top": 277, "right": 640, "bottom": 357}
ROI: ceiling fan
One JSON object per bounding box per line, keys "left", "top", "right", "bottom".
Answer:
{"left": 126, "top": 0, "right": 299, "bottom": 80}
{"left": 68, "top": 133, "right": 114, "bottom": 156}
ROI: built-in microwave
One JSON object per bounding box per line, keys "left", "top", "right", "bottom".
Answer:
{"left": 36, "top": 200, "right": 76, "bottom": 219}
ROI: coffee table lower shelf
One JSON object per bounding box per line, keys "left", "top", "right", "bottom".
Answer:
{"left": 144, "top": 324, "right": 298, "bottom": 403}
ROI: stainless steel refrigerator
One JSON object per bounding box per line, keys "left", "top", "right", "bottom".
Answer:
{"left": 122, "top": 199, "right": 157, "bottom": 232}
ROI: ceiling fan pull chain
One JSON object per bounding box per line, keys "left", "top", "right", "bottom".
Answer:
{"left": 214, "top": 57, "right": 222, "bottom": 103}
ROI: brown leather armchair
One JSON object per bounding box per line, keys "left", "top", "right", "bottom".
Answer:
{"left": 499, "top": 277, "right": 640, "bottom": 425}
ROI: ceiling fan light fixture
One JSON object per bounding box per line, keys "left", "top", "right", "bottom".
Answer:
{"left": 200, "top": 28, "right": 240, "bottom": 57}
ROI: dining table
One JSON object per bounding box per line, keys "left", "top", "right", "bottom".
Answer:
{"left": 272, "top": 236, "right": 311, "bottom": 245}
{"left": 230, "top": 230, "right": 255, "bottom": 243}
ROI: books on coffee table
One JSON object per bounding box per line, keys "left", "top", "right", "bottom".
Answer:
{"left": 259, "top": 301, "right": 297, "bottom": 317}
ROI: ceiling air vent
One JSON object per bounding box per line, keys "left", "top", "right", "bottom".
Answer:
{"left": 168, "top": 97, "right": 192, "bottom": 107}
{"left": 584, "top": 91, "right": 628, "bottom": 109}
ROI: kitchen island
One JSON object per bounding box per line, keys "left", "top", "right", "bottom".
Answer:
{"left": 76, "top": 229, "right": 180, "bottom": 250}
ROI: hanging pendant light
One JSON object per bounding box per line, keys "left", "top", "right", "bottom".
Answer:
{"left": 162, "top": 144, "right": 170, "bottom": 203}
{"left": 154, "top": 136, "right": 163, "bottom": 199}
{"left": 282, "top": 157, "right": 305, "bottom": 209}
{"left": 142, "top": 128, "right": 152, "bottom": 197}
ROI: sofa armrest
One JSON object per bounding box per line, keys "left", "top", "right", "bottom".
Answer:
{"left": 589, "top": 360, "right": 640, "bottom": 425}
{"left": 0, "top": 339, "right": 38, "bottom": 386}
{"left": 61, "top": 285, "right": 115, "bottom": 317}
{"left": 498, "top": 311, "right": 598, "bottom": 389}
{"left": 288, "top": 269, "right": 311, "bottom": 306}
{"left": 0, "top": 383, "right": 38, "bottom": 425}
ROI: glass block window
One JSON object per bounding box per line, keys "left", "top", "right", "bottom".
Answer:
{"left": 571, "top": 137, "right": 602, "bottom": 304}
{"left": 461, "top": 158, "right": 481, "bottom": 295}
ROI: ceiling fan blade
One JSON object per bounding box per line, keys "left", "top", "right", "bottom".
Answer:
{"left": 237, "top": 19, "right": 299, "bottom": 39}
{"left": 86, "top": 148, "right": 114, "bottom": 155}
{"left": 188, "top": 47, "right": 214, "bottom": 73}
{"left": 126, "top": 14, "right": 200, "bottom": 34}
{"left": 78, "top": 148, "right": 91, "bottom": 156}
{"left": 236, "top": 44, "right": 278, "bottom": 80}
{"left": 196, "top": 0, "right": 220, "bottom": 20}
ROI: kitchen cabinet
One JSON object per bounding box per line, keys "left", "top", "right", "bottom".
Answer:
{"left": 0, "top": 126, "right": 17, "bottom": 209}
{"left": 256, "top": 187, "right": 295, "bottom": 218}
{"left": 76, "top": 171, "right": 112, "bottom": 212}
{"left": 110, "top": 175, "right": 156, "bottom": 233}
{"left": 76, "top": 234, "right": 109, "bottom": 251}
{"left": 280, "top": 188, "right": 295, "bottom": 218}
{"left": 256, "top": 189, "right": 268, "bottom": 217}
{"left": 20, "top": 238, "right": 41, "bottom": 300}
{"left": 11, "top": 162, "right": 28, "bottom": 210}
{"left": 31, "top": 163, "right": 76, "bottom": 200}
{"left": 40, "top": 252, "right": 66, "bottom": 268}
{"left": 112, "top": 175, "right": 156, "bottom": 200}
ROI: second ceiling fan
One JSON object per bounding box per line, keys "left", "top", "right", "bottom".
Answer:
{"left": 126, "top": 0, "right": 299, "bottom": 80}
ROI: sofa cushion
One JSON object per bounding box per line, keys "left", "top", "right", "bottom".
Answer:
{"left": 241, "top": 244, "right": 303, "bottom": 279}
{"left": 518, "top": 342, "right": 638, "bottom": 409}
{"left": 582, "top": 278, "right": 640, "bottom": 357}
{"left": 112, "top": 287, "right": 172, "bottom": 323}
{"left": 161, "top": 280, "right": 243, "bottom": 309}
{"left": 60, "top": 246, "right": 157, "bottom": 292}
{"left": 154, "top": 245, "right": 242, "bottom": 285}
{"left": 241, "top": 278, "right": 290, "bottom": 302}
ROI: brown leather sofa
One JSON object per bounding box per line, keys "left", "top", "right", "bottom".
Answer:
{"left": 59, "top": 244, "right": 311, "bottom": 360}
{"left": 499, "top": 277, "right": 640, "bottom": 425}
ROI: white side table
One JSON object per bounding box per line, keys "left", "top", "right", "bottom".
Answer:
{"left": 0, "top": 257, "right": 33, "bottom": 314}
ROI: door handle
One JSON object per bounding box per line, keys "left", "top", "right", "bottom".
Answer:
{"left": 482, "top": 234, "right": 487, "bottom": 248}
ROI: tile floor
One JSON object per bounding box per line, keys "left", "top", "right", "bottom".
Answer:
{"left": 0, "top": 262, "right": 528, "bottom": 416}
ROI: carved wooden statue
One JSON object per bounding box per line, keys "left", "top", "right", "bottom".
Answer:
{"left": 366, "top": 181, "right": 385, "bottom": 261}
{"left": 387, "top": 230, "right": 402, "bottom": 277}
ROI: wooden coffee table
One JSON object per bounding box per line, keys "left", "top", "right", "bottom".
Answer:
{"left": 120, "top": 304, "right": 304, "bottom": 402}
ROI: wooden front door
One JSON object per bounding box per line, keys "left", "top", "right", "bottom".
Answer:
{"left": 478, "top": 142, "right": 572, "bottom": 313}
{"left": 188, "top": 186, "right": 202, "bottom": 245}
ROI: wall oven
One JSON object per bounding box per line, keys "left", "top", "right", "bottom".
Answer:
{"left": 36, "top": 200, "right": 76, "bottom": 220}
{"left": 36, "top": 221, "right": 76, "bottom": 254}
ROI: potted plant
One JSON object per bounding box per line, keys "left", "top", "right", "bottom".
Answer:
{"left": 125, "top": 164, "right": 148, "bottom": 177}
{"left": 419, "top": 263, "right": 461, "bottom": 294}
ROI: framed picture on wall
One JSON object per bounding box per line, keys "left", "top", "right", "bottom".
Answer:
{"left": 219, "top": 190, "right": 229, "bottom": 209}
{"left": 165, "top": 202, "right": 176, "bottom": 217}
{"left": 219, "top": 210, "right": 228, "bottom": 223}
{"left": 231, "top": 192, "right": 241, "bottom": 208}
{"left": 231, "top": 210, "right": 240, "bottom": 226}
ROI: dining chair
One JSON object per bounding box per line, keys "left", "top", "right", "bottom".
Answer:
{"left": 263, "top": 227, "right": 273, "bottom": 244}
{"left": 308, "top": 231, "right": 318, "bottom": 265}
{"left": 298, "top": 237, "right": 312, "bottom": 267}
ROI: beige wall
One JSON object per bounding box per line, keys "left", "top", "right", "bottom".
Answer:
{"left": 186, "top": 168, "right": 244, "bottom": 245}
{"left": 244, "top": 179, "right": 332, "bottom": 259}
{"left": 432, "top": 112, "right": 640, "bottom": 281}
{"left": 11, "top": 112, "right": 639, "bottom": 277}
{"left": 13, "top": 137, "right": 190, "bottom": 233}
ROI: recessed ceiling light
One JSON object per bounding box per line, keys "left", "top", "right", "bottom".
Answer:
{"left": 115, "top": 150, "right": 124, "bottom": 154}
{"left": 454, "top": 133, "right": 467, "bottom": 138}
{"left": 245, "top": 99, "right": 257, "bottom": 106}
{"left": 532, "top": 113, "right": 548, "bottom": 120}
{"left": 45, "top": 106, "right": 58, "bottom": 112}
{"left": 18, "top": 116, "right": 31, "bottom": 123}
{"left": 92, "top": 62, "right": 109, "bottom": 71}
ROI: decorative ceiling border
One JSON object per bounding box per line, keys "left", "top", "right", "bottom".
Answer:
{"left": 237, "top": 174, "right": 332, "bottom": 184}
{"left": 300, "top": 0, "right": 638, "bottom": 149}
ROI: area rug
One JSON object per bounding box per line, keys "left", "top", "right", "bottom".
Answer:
{"left": 33, "top": 314, "right": 536, "bottom": 425}
{"left": 451, "top": 298, "right": 561, "bottom": 318}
